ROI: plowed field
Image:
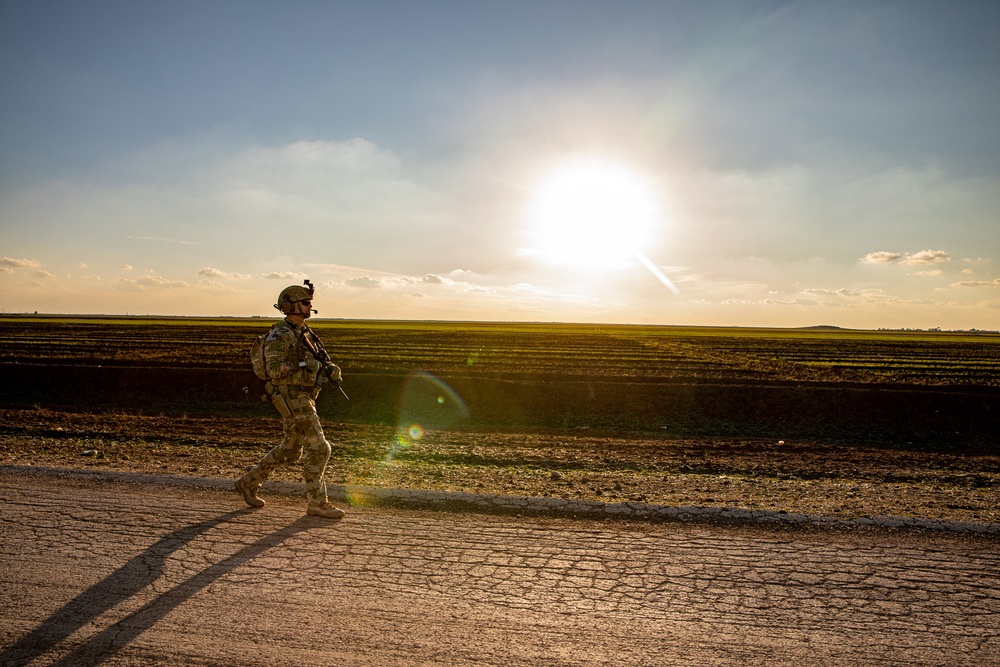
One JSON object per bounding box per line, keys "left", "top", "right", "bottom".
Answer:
{"left": 1, "top": 316, "right": 997, "bottom": 523}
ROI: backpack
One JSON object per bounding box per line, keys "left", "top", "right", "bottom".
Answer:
{"left": 250, "top": 330, "right": 270, "bottom": 380}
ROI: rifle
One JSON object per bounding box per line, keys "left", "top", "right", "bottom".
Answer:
{"left": 302, "top": 327, "right": 350, "bottom": 401}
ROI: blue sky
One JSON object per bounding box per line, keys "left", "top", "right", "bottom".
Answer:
{"left": 1, "top": 0, "right": 998, "bottom": 328}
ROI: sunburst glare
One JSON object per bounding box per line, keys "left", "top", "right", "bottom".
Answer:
{"left": 525, "top": 157, "right": 678, "bottom": 292}
{"left": 527, "top": 158, "right": 661, "bottom": 268}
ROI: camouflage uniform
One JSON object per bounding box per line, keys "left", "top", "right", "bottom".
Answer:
{"left": 240, "top": 318, "right": 333, "bottom": 506}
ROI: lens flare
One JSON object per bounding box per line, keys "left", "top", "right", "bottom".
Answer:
{"left": 343, "top": 372, "right": 469, "bottom": 507}
{"left": 633, "top": 249, "right": 680, "bottom": 295}
{"left": 397, "top": 372, "right": 468, "bottom": 431}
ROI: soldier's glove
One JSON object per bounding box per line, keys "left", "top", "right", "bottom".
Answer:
{"left": 324, "top": 364, "right": 342, "bottom": 382}
{"left": 301, "top": 357, "right": 323, "bottom": 373}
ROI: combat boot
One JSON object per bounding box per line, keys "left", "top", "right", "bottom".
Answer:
{"left": 306, "top": 502, "right": 345, "bottom": 519}
{"left": 235, "top": 477, "right": 265, "bottom": 508}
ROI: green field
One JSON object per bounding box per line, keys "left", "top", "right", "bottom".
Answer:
{"left": 2, "top": 315, "right": 997, "bottom": 522}
{"left": 1, "top": 315, "right": 998, "bottom": 445}
{"left": 3, "top": 315, "right": 998, "bottom": 385}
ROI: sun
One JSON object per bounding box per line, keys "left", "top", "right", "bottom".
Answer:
{"left": 526, "top": 158, "right": 660, "bottom": 268}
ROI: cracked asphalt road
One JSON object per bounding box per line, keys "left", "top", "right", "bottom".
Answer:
{"left": 1, "top": 472, "right": 998, "bottom": 666}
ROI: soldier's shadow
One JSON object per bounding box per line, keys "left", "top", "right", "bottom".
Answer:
{"left": 0, "top": 511, "right": 317, "bottom": 667}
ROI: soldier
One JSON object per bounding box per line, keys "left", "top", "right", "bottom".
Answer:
{"left": 235, "top": 280, "right": 346, "bottom": 519}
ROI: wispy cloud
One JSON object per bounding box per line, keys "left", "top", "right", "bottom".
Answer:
{"left": 721, "top": 297, "right": 820, "bottom": 307}
{"left": 860, "top": 249, "right": 952, "bottom": 265}
{"left": 262, "top": 271, "right": 307, "bottom": 280}
{"left": 951, "top": 278, "right": 1000, "bottom": 288}
{"left": 113, "top": 275, "right": 190, "bottom": 290}
{"left": 2, "top": 257, "right": 41, "bottom": 268}
{"left": 137, "top": 276, "right": 189, "bottom": 288}
{"left": 860, "top": 251, "right": 903, "bottom": 264}
{"left": 803, "top": 288, "right": 861, "bottom": 297}
{"left": 345, "top": 277, "right": 383, "bottom": 289}
{"left": 126, "top": 235, "right": 201, "bottom": 246}
{"left": 905, "top": 250, "right": 951, "bottom": 265}
{"left": 198, "top": 267, "right": 250, "bottom": 279}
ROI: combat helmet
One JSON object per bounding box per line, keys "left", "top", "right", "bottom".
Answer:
{"left": 275, "top": 279, "right": 315, "bottom": 314}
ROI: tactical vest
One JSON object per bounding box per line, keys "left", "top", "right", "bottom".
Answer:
{"left": 261, "top": 320, "right": 321, "bottom": 388}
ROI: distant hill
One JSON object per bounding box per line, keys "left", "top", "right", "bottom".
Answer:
{"left": 799, "top": 325, "right": 845, "bottom": 330}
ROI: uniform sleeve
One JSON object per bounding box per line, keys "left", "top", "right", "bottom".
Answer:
{"left": 263, "top": 328, "right": 299, "bottom": 380}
